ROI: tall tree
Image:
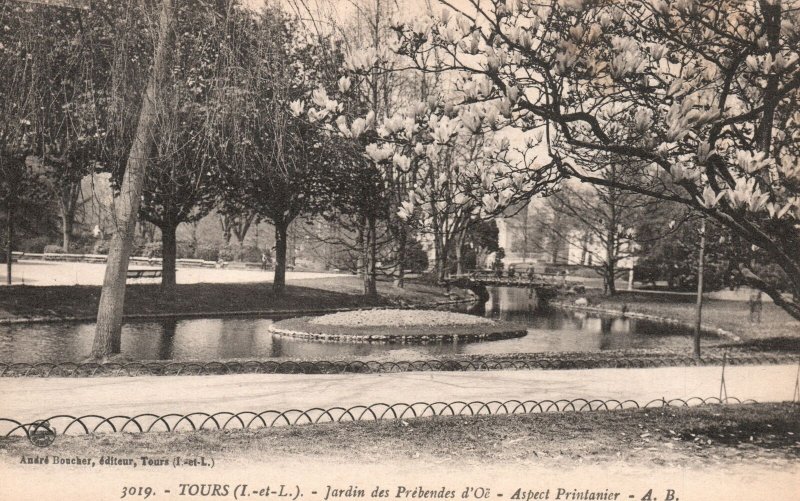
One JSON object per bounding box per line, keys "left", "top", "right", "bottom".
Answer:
{"left": 138, "top": 1, "right": 230, "bottom": 292}
{"left": 0, "top": 1, "right": 53, "bottom": 283}
{"left": 216, "top": 6, "right": 341, "bottom": 294}
{"left": 33, "top": 6, "right": 107, "bottom": 252}
{"left": 92, "top": 0, "right": 176, "bottom": 359}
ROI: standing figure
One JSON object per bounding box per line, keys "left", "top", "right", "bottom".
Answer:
{"left": 748, "top": 291, "right": 763, "bottom": 323}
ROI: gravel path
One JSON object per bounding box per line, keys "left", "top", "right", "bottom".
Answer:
{"left": 0, "top": 364, "right": 795, "bottom": 422}
{"left": 1, "top": 260, "right": 341, "bottom": 286}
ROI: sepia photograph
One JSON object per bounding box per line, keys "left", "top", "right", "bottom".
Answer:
{"left": 0, "top": 0, "right": 798, "bottom": 499}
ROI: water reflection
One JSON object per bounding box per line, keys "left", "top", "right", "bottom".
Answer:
{"left": 0, "top": 287, "right": 715, "bottom": 363}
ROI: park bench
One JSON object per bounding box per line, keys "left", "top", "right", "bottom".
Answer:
{"left": 126, "top": 268, "right": 163, "bottom": 280}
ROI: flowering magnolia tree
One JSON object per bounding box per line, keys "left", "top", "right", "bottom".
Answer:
{"left": 322, "top": 0, "right": 430, "bottom": 290}
{"left": 306, "top": 76, "right": 557, "bottom": 283}
{"left": 392, "top": 110, "right": 556, "bottom": 280}
{"left": 392, "top": 0, "right": 800, "bottom": 318}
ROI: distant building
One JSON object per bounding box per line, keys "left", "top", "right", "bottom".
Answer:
{"left": 496, "top": 198, "right": 637, "bottom": 271}
{"left": 496, "top": 199, "right": 570, "bottom": 266}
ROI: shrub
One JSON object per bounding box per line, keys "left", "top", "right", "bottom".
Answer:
{"left": 92, "top": 240, "right": 110, "bottom": 255}
{"left": 176, "top": 241, "right": 195, "bottom": 259}
{"left": 195, "top": 244, "right": 220, "bottom": 262}
{"left": 407, "top": 241, "right": 429, "bottom": 272}
{"left": 142, "top": 241, "right": 162, "bottom": 258}
{"left": 239, "top": 245, "right": 264, "bottom": 263}
{"left": 19, "top": 236, "right": 51, "bottom": 253}
{"left": 43, "top": 244, "right": 65, "bottom": 254}
{"left": 218, "top": 245, "right": 236, "bottom": 262}
{"left": 67, "top": 234, "right": 97, "bottom": 254}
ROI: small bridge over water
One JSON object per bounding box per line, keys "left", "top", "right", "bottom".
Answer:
{"left": 444, "top": 270, "right": 585, "bottom": 303}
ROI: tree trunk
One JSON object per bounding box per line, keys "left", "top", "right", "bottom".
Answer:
{"left": 273, "top": 221, "right": 288, "bottom": 295}
{"left": 605, "top": 262, "right": 617, "bottom": 295}
{"left": 437, "top": 253, "right": 448, "bottom": 283}
{"left": 91, "top": 0, "right": 174, "bottom": 360}
{"left": 550, "top": 211, "right": 562, "bottom": 264}
{"left": 363, "top": 215, "right": 377, "bottom": 298}
{"left": 693, "top": 219, "right": 706, "bottom": 360}
{"left": 455, "top": 228, "right": 467, "bottom": 276}
{"left": 190, "top": 222, "right": 198, "bottom": 257}
{"left": 356, "top": 223, "right": 364, "bottom": 277}
{"left": 231, "top": 212, "right": 254, "bottom": 260}
{"left": 161, "top": 223, "right": 177, "bottom": 293}
{"left": 238, "top": 239, "right": 245, "bottom": 262}
{"left": 220, "top": 214, "right": 232, "bottom": 245}
{"left": 59, "top": 182, "right": 79, "bottom": 253}
{"left": 433, "top": 227, "right": 447, "bottom": 283}
{"left": 436, "top": 235, "right": 450, "bottom": 284}
{"left": 394, "top": 227, "right": 406, "bottom": 288}
{"left": 604, "top": 224, "right": 616, "bottom": 296}
{"left": 61, "top": 208, "right": 73, "bottom": 253}
{"left": 521, "top": 208, "right": 529, "bottom": 262}
{"left": 5, "top": 202, "right": 12, "bottom": 286}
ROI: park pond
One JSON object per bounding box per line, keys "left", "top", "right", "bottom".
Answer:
{"left": 0, "top": 287, "right": 720, "bottom": 363}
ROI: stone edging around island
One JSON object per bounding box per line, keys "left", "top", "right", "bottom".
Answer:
{"left": 0, "top": 298, "right": 476, "bottom": 326}
{"left": 268, "top": 316, "right": 529, "bottom": 343}
{"left": 550, "top": 300, "right": 742, "bottom": 342}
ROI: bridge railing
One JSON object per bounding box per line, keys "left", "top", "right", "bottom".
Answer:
{"left": 447, "top": 271, "right": 585, "bottom": 294}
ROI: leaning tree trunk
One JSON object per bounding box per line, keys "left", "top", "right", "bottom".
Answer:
{"left": 160, "top": 223, "right": 177, "bottom": 293}
{"left": 5, "top": 202, "right": 12, "bottom": 286}
{"left": 273, "top": 221, "right": 288, "bottom": 295}
{"left": 91, "top": 0, "right": 174, "bottom": 360}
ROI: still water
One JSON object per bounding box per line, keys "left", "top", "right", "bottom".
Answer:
{"left": 0, "top": 287, "right": 716, "bottom": 363}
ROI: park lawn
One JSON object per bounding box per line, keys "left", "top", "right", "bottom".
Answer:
{"left": 0, "top": 277, "right": 462, "bottom": 321}
{"left": 587, "top": 292, "right": 800, "bottom": 341}
{"left": 0, "top": 403, "right": 797, "bottom": 467}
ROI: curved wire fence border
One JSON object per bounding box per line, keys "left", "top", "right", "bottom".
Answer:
{"left": 0, "top": 397, "right": 757, "bottom": 438}
{"left": 0, "top": 354, "right": 795, "bottom": 377}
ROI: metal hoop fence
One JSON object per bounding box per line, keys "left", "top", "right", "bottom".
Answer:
{"left": 0, "top": 397, "right": 757, "bottom": 439}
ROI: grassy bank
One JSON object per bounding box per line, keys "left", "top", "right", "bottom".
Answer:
{"left": 0, "top": 277, "right": 461, "bottom": 322}
{"left": 584, "top": 292, "right": 800, "bottom": 342}
{"left": 1, "top": 403, "right": 796, "bottom": 467}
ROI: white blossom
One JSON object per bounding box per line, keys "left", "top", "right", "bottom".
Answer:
{"left": 289, "top": 100, "right": 304, "bottom": 117}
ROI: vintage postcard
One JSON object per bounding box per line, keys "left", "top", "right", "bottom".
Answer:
{"left": 1, "top": 0, "right": 798, "bottom": 499}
